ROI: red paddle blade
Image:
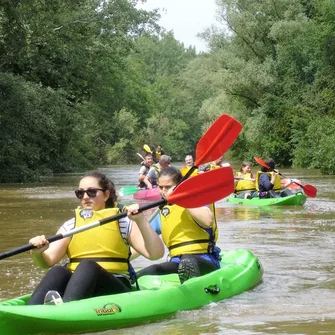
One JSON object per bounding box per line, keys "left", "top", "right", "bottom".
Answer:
{"left": 302, "top": 184, "right": 317, "bottom": 198}
{"left": 254, "top": 156, "right": 270, "bottom": 169}
{"left": 195, "top": 114, "right": 242, "bottom": 166}
{"left": 167, "top": 166, "right": 234, "bottom": 208}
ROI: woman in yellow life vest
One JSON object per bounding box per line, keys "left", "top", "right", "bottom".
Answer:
{"left": 234, "top": 161, "right": 257, "bottom": 199}
{"left": 153, "top": 144, "right": 164, "bottom": 163}
{"left": 28, "top": 171, "right": 164, "bottom": 305}
{"left": 136, "top": 166, "right": 221, "bottom": 284}
{"left": 256, "top": 158, "right": 293, "bottom": 198}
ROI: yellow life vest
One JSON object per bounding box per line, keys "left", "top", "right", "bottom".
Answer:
{"left": 155, "top": 151, "right": 162, "bottom": 161}
{"left": 66, "top": 208, "right": 130, "bottom": 275}
{"left": 179, "top": 166, "right": 198, "bottom": 177}
{"left": 209, "top": 163, "right": 220, "bottom": 170}
{"left": 160, "top": 204, "right": 218, "bottom": 258}
{"left": 255, "top": 171, "right": 281, "bottom": 192}
{"left": 234, "top": 172, "right": 256, "bottom": 194}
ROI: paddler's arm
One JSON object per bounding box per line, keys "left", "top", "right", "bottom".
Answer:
{"left": 129, "top": 209, "right": 162, "bottom": 260}
{"left": 143, "top": 167, "right": 155, "bottom": 189}
{"left": 142, "top": 175, "right": 153, "bottom": 189}
{"left": 127, "top": 204, "right": 164, "bottom": 260}
{"left": 186, "top": 206, "right": 213, "bottom": 228}
{"left": 29, "top": 231, "right": 69, "bottom": 269}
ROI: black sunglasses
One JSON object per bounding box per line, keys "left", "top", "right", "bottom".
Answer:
{"left": 74, "top": 188, "right": 104, "bottom": 200}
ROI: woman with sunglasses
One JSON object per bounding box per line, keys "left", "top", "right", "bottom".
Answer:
{"left": 136, "top": 166, "right": 221, "bottom": 284}
{"left": 27, "top": 171, "right": 164, "bottom": 305}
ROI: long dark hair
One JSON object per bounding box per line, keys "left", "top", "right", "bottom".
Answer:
{"left": 158, "top": 166, "right": 182, "bottom": 184}
{"left": 84, "top": 171, "right": 117, "bottom": 208}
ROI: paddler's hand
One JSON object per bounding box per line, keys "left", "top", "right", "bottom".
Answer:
{"left": 126, "top": 204, "right": 144, "bottom": 223}
{"left": 29, "top": 235, "right": 50, "bottom": 254}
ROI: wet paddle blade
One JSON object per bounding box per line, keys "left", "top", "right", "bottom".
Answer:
{"left": 118, "top": 186, "right": 139, "bottom": 196}
{"left": 254, "top": 156, "right": 270, "bottom": 169}
{"left": 195, "top": 114, "right": 242, "bottom": 166}
{"left": 300, "top": 184, "right": 317, "bottom": 198}
{"left": 143, "top": 144, "right": 152, "bottom": 153}
{"left": 168, "top": 166, "right": 235, "bottom": 208}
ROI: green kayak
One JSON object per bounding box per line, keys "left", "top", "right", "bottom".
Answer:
{"left": 227, "top": 192, "right": 307, "bottom": 206}
{"left": 0, "top": 249, "right": 263, "bottom": 335}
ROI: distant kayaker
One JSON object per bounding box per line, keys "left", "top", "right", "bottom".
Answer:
{"left": 138, "top": 153, "right": 153, "bottom": 189}
{"left": 136, "top": 166, "right": 221, "bottom": 284}
{"left": 152, "top": 144, "right": 165, "bottom": 163}
{"left": 255, "top": 158, "right": 293, "bottom": 198}
{"left": 180, "top": 155, "right": 198, "bottom": 177}
{"left": 198, "top": 156, "right": 230, "bottom": 172}
{"left": 143, "top": 154, "right": 171, "bottom": 189}
{"left": 27, "top": 171, "right": 164, "bottom": 305}
{"left": 234, "top": 161, "right": 258, "bottom": 199}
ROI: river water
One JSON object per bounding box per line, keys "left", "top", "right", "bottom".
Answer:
{"left": 0, "top": 164, "right": 334, "bottom": 335}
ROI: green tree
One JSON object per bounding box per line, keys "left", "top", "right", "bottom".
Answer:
{"left": 196, "top": 0, "right": 335, "bottom": 171}
{"left": 0, "top": 72, "right": 98, "bottom": 182}
{"left": 0, "top": 1, "right": 161, "bottom": 180}
{"left": 124, "top": 32, "right": 200, "bottom": 160}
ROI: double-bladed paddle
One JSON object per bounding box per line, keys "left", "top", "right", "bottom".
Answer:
{"left": 143, "top": 114, "right": 242, "bottom": 222}
{"left": 136, "top": 152, "right": 145, "bottom": 161}
{"left": 0, "top": 166, "right": 234, "bottom": 260}
{"left": 121, "top": 114, "right": 242, "bottom": 196}
{"left": 254, "top": 157, "right": 317, "bottom": 198}
{"left": 183, "top": 114, "right": 242, "bottom": 180}
{"left": 118, "top": 185, "right": 141, "bottom": 196}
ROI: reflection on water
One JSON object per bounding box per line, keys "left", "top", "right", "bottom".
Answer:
{"left": 216, "top": 205, "right": 289, "bottom": 222}
{"left": 0, "top": 165, "right": 334, "bottom": 335}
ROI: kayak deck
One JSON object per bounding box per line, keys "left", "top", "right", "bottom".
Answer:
{"left": 226, "top": 193, "right": 307, "bottom": 206}
{"left": 0, "top": 249, "right": 263, "bottom": 334}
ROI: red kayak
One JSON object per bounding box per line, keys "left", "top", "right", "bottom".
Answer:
{"left": 281, "top": 178, "right": 302, "bottom": 190}
{"left": 133, "top": 187, "right": 161, "bottom": 201}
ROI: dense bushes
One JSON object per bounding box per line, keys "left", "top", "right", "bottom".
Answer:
{"left": 2, "top": 0, "right": 335, "bottom": 182}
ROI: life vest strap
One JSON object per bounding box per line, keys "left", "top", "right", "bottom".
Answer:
{"left": 168, "top": 239, "right": 210, "bottom": 251}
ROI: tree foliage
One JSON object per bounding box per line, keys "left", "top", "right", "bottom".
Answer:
{"left": 1, "top": 0, "right": 335, "bottom": 182}
{"left": 195, "top": 0, "right": 335, "bottom": 172}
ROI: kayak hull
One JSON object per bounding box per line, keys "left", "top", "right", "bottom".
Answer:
{"left": 133, "top": 187, "right": 161, "bottom": 201}
{"left": 0, "top": 249, "right": 263, "bottom": 334}
{"left": 227, "top": 193, "right": 307, "bottom": 206}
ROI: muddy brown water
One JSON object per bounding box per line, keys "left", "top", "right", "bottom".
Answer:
{"left": 0, "top": 165, "right": 334, "bottom": 335}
